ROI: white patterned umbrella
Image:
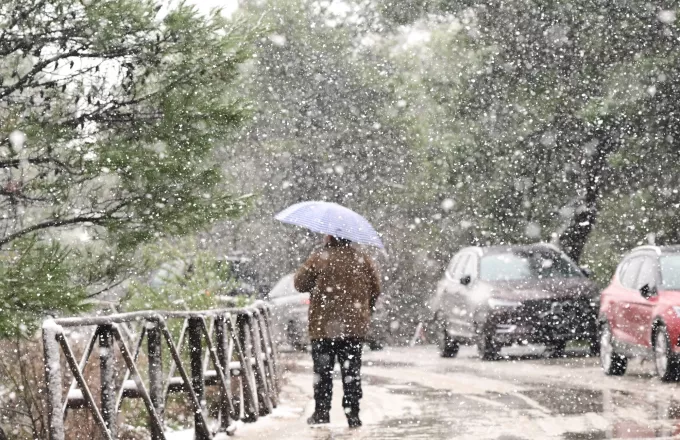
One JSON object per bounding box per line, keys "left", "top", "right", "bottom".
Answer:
{"left": 275, "top": 201, "right": 384, "bottom": 249}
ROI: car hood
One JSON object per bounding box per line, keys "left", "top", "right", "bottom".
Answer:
{"left": 489, "top": 277, "right": 598, "bottom": 301}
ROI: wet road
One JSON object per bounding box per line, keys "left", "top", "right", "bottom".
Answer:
{"left": 234, "top": 345, "right": 680, "bottom": 440}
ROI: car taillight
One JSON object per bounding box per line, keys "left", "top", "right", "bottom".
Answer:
{"left": 302, "top": 298, "right": 310, "bottom": 305}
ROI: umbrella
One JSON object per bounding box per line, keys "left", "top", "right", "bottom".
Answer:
{"left": 275, "top": 201, "right": 384, "bottom": 249}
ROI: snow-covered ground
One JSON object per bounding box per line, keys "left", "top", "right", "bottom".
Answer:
{"left": 166, "top": 345, "right": 680, "bottom": 439}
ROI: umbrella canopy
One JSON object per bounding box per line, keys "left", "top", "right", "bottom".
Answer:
{"left": 275, "top": 201, "right": 384, "bottom": 249}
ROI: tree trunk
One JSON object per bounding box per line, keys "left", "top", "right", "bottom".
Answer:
{"left": 559, "top": 194, "right": 599, "bottom": 263}
{"left": 0, "top": 426, "right": 6, "bottom": 440}
{"left": 559, "top": 136, "right": 614, "bottom": 263}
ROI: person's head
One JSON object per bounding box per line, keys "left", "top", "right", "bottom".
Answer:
{"left": 324, "top": 235, "right": 352, "bottom": 247}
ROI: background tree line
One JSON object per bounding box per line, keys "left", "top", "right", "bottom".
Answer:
{"left": 219, "top": 0, "right": 680, "bottom": 339}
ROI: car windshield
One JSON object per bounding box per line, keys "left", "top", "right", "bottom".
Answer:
{"left": 268, "top": 274, "right": 298, "bottom": 298}
{"left": 480, "top": 251, "right": 583, "bottom": 282}
{"left": 660, "top": 255, "right": 680, "bottom": 290}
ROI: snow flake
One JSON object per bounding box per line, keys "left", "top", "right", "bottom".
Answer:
{"left": 658, "top": 10, "right": 676, "bottom": 24}
{"left": 268, "top": 34, "right": 287, "bottom": 47}
{"left": 441, "top": 198, "right": 455, "bottom": 212}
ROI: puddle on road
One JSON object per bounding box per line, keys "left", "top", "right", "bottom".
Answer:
{"left": 364, "top": 360, "right": 416, "bottom": 369}
{"left": 521, "top": 388, "right": 604, "bottom": 415}
{"left": 353, "top": 374, "right": 680, "bottom": 440}
{"left": 282, "top": 349, "right": 680, "bottom": 440}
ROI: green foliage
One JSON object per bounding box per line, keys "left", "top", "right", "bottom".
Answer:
{"left": 0, "top": 0, "right": 252, "bottom": 336}
{"left": 0, "top": 238, "right": 88, "bottom": 337}
{"left": 378, "top": 0, "right": 680, "bottom": 262}
{"left": 120, "top": 240, "right": 250, "bottom": 312}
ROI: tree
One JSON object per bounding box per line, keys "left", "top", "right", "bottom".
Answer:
{"left": 207, "top": 0, "right": 448, "bottom": 339}
{"left": 0, "top": 0, "right": 251, "bottom": 336}
{"left": 383, "top": 0, "right": 680, "bottom": 262}
{"left": 220, "top": 0, "right": 409, "bottom": 276}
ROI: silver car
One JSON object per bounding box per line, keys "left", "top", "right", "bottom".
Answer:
{"left": 267, "top": 273, "right": 310, "bottom": 350}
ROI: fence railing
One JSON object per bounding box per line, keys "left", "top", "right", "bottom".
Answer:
{"left": 42, "top": 302, "right": 280, "bottom": 440}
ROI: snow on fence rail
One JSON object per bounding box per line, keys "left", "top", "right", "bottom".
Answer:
{"left": 42, "top": 302, "right": 280, "bottom": 440}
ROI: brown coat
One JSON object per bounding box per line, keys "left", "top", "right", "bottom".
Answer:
{"left": 294, "top": 244, "right": 381, "bottom": 340}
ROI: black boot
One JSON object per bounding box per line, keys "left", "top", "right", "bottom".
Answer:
{"left": 346, "top": 408, "right": 362, "bottom": 428}
{"left": 307, "top": 412, "right": 330, "bottom": 425}
{"left": 347, "top": 414, "right": 362, "bottom": 428}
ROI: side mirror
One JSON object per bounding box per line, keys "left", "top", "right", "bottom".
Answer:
{"left": 581, "top": 266, "right": 592, "bottom": 277}
{"left": 640, "top": 284, "right": 657, "bottom": 299}
{"left": 460, "top": 275, "right": 472, "bottom": 286}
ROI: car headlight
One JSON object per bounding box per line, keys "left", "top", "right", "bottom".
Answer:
{"left": 672, "top": 306, "right": 680, "bottom": 317}
{"left": 488, "top": 298, "right": 522, "bottom": 309}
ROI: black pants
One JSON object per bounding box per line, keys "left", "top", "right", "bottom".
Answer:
{"left": 311, "top": 338, "right": 363, "bottom": 417}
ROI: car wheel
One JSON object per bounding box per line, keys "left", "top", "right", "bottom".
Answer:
{"left": 546, "top": 341, "right": 567, "bottom": 358}
{"left": 286, "top": 321, "right": 305, "bottom": 351}
{"left": 367, "top": 339, "right": 385, "bottom": 351}
{"left": 292, "top": 343, "right": 307, "bottom": 352}
{"left": 654, "top": 324, "right": 680, "bottom": 382}
{"left": 600, "top": 321, "right": 627, "bottom": 376}
{"left": 477, "top": 328, "right": 500, "bottom": 361}
{"left": 439, "top": 329, "right": 460, "bottom": 358}
{"left": 588, "top": 332, "right": 601, "bottom": 356}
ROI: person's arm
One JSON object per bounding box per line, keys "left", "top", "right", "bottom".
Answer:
{"left": 367, "top": 257, "right": 381, "bottom": 313}
{"left": 294, "top": 252, "right": 319, "bottom": 293}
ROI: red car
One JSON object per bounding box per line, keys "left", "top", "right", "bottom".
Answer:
{"left": 599, "top": 245, "right": 680, "bottom": 381}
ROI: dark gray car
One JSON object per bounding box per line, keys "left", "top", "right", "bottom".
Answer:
{"left": 430, "top": 243, "right": 600, "bottom": 360}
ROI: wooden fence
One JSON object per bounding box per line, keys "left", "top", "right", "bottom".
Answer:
{"left": 42, "top": 302, "right": 280, "bottom": 440}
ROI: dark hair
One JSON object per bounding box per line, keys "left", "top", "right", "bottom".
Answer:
{"left": 328, "top": 236, "right": 352, "bottom": 247}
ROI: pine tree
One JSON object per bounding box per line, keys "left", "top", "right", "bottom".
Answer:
{"left": 0, "top": 0, "right": 251, "bottom": 336}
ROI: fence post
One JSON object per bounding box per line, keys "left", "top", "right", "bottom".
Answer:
{"left": 214, "top": 315, "right": 232, "bottom": 431}
{"left": 236, "top": 313, "right": 259, "bottom": 423}
{"left": 43, "top": 322, "right": 65, "bottom": 440}
{"left": 147, "top": 323, "right": 164, "bottom": 440}
{"left": 249, "top": 312, "right": 272, "bottom": 416}
{"left": 99, "top": 325, "right": 117, "bottom": 438}
{"left": 256, "top": 310, "right": 278, "bottom": 406}
{"left": 188, "top": 317, "right": 208, "bottom": 440}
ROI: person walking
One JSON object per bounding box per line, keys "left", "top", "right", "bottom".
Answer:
{"left": 294, "top": 235, "right": 381, "bottom": 428}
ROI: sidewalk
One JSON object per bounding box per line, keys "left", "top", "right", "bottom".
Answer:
{"left": 233, "top": 363, "right": 420, "bottom": 439}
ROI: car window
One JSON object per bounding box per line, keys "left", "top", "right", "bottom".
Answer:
{"left": 454, "top": 255, "right": 470, "bottom": 279}
{"left": 620, "top": 257, "right": 643, "bottom": 289}
{"left": 479, "top": 250, "right": 582, "bottom": 281}
{"left": 268, "top": 274, "right": 298, "bottom": 298}
{"left": 446, "top": 255, "right": 459, "bottom": 276}
{"left": 636, "top": 257, "right": 658, "bottom": 289}
{"left": 660, "top": 254, "right": 680, "bottom": 290}
{"left": 462, "top": 255, "right": 478, "bottom": 277}
{"left": 480, "top": 254, "right": 532, "bottom": 281}
{"left": 616, "top": 259, "right": 630, "bottom": 283}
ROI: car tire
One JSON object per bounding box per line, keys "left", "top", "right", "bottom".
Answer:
{"left": 286, "top": 321, "right": 306, "bottom": 351}
{"left": 368, "top": 339, "right": 385, "bottom": 351}
{"left": 600, "top": 321, "right": 627, "bottom": 376}
{"left": 546, "top": 341, "right": 567, "bottom": 358}
{"left": 477, "top": 328, "right": 500, "bottom": 361}
{"left": 439, "top": 329, "right": 460, "bottom": 358}
{"left": 654, "top": 324, "right": 680, "bottom": 382}
{"left": 589, "top": 332, "right": 601, "bottom": 356}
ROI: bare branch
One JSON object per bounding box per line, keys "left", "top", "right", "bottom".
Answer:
{"left": 0, "top": 213, "right": 114, "bottom": 247}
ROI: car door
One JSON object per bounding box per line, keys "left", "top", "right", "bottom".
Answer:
{"left": 432, "top": 254, "right": 461, "bottom": 315}
{"left": 614, "top": 256, "right": 644, "bottom": 346}
{"left": 457, "top": 253, "right": 480, "bottom": 338}
{"left": 267, "top": 274, "right": 309, "bottom": 339}
{"left": 627, "top": 256, "right": 659, "bottom": 347}
{"left": 445, "top": 252, "right": 477, "bottom": 338}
